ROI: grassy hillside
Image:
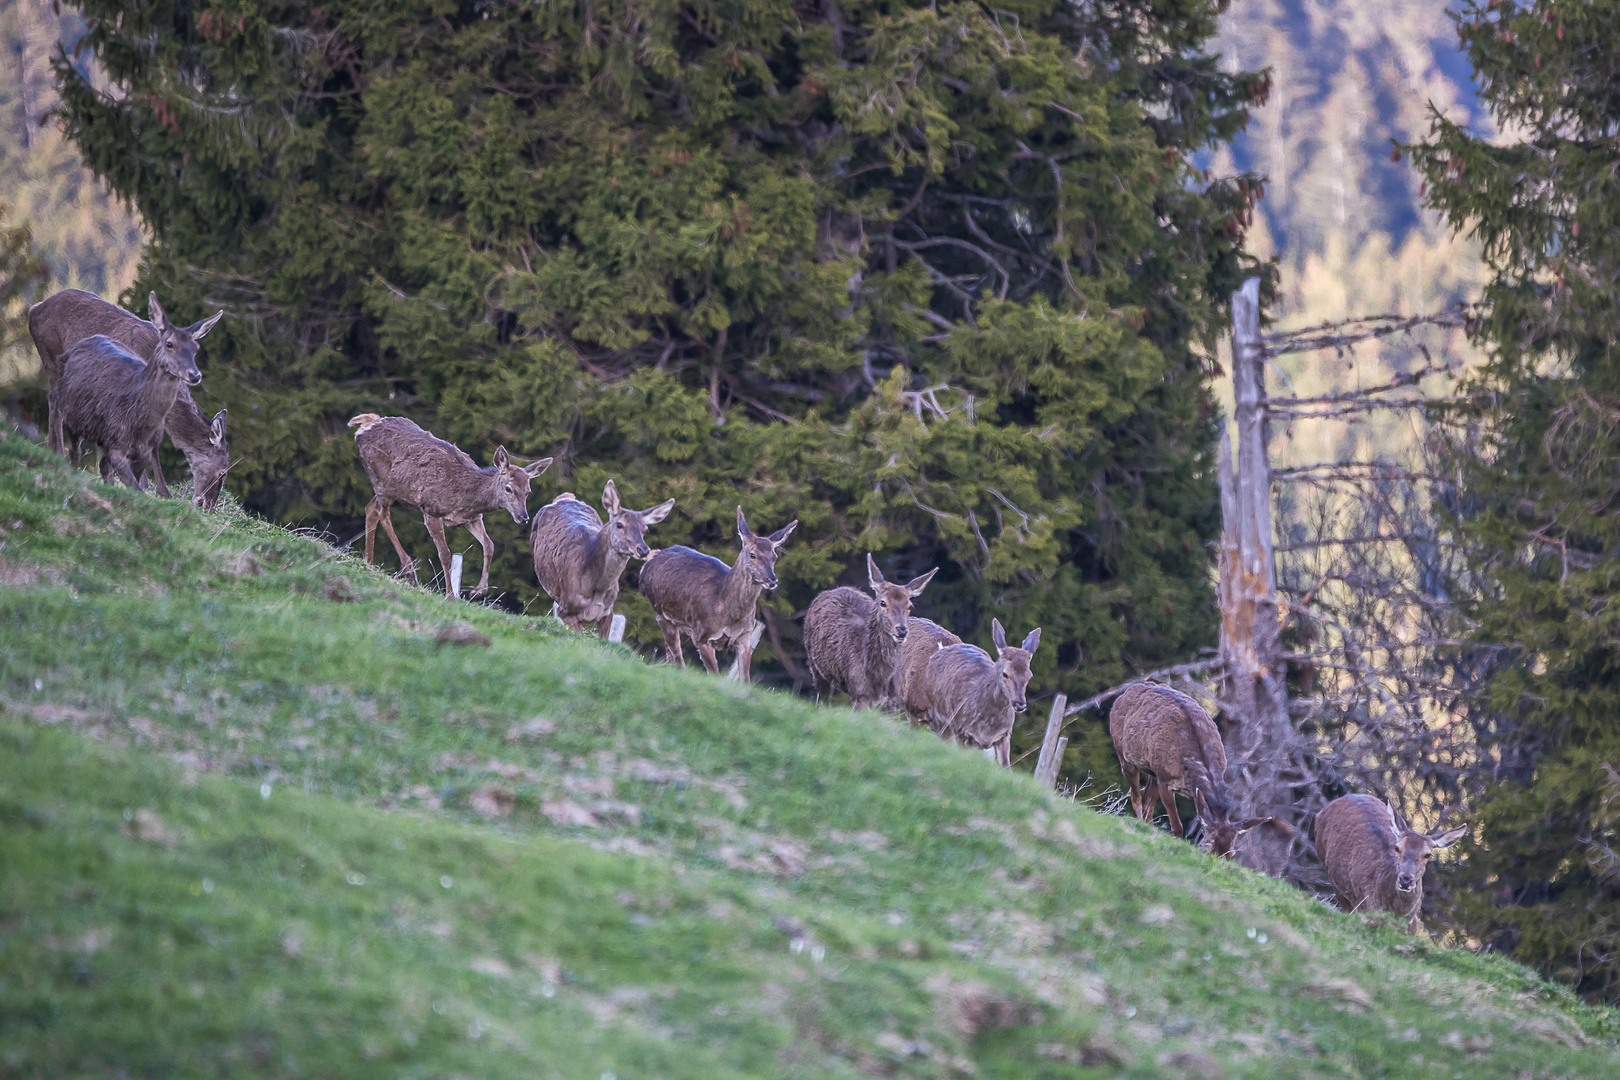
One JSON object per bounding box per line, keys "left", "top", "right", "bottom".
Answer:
{"left": 1, "top": 432, "right": 1617, "bottom": 1079}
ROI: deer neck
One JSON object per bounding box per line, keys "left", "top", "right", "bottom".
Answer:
{"left": 719, "top": 550, "right": 764, "bottom": 619}
{"left": 583, "top": 526, "right": 629, "bottom": 586}
{"left": 973, "top": 668, "right": 1012, "bottom": 717}
{"left": 466, "top": 466, "right": 503, "bottom": 513}
{"left": 865, "top": 606, "right": 900, "bottom": 661}
{"left": 135, "top": 362, "right": 184, "bottom": 421}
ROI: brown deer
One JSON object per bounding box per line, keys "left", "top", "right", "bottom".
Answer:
{"left": 638, "top": 506, "right": 797, "bottom": 679}
{"left": 895, "top": 616, "right": 962, "bottom": 723}
{"left": 1109, "top": 683, "right": 1240, "bottom": 840}
{"left": 1314, "top": 794, "right": 1466, "bottom": 932}
{"left": 29, "top": 289, "right": 229, "bottom": 506}
{"left": 50, "top": 332, "right": 203, "bottom": 492}
{"left": 918, "top": 619, "right": 1040, "bottom": 766}
{"left": 802, "top": 554, "right": 938, "bottom": 709}
{"left": 1181, "top": 759, "right": 1282, "bottom": 859}
{"left": 349, "top": 414, "right": 553, "bottom": 599}
{"left": 530, "top": 480, "right": 675, "bottom": 636}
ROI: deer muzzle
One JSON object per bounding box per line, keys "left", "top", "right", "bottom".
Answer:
{"left": 1396, "top": 873, "right": 1417, "bottom": 893}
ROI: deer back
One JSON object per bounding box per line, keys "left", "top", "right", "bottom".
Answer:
{"left": 803, "top": 586, "right": 897, "bottom": 701}
{"left": 30, "top": 290, "right": 146, "bottom": 384}
{"left": 354, "top": 417, "right": 490, "bottom": 516}
{"left": 55, "top": 335, "right": 188, "bottom": 451}
{"left": 639, "top": 545, "right": 738, "bottom": 636}
{"left": 1314, "top": 794, "right": 1403, "bottom": 914}
{"left": 530, "top": 494, "right": 619, "bottom": 617}
{"left": 1109, "top": 684, "right": 1225, "bottom": 791}
{"left": 896, "top": 617, "right": 961, "bottom": 720}
{"left": 923, "top": 643, "right": 1012, "bottom": 748}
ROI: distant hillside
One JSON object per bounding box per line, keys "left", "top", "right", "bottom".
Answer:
{"left": 0, "top": 0, "right": 143, "bottom": 382}
{"left": 1213, "top": 0, "right": 1488, "bottom": 467}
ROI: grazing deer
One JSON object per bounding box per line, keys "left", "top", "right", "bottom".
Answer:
{"left": 896, "top": 616, "right": 962, "bottom": 723}
{"left": 1110, "top": 683, "right": 1238, "bottom": 840}
{"left": 29, "top": 289, "right": 228, "bottom": 505}
{"left": 803, "top": 554, "right": 938, "bottom": 709}
{"left": 1314, "top": 794, "right": 1466, "bottom": 933}
{"left": 50, "top": 330, "right": 202, "bottom": 492}
{"left": 1180, "top": 759, "right": 1282, "bottom": 859}
{"left": 530, "top": 480, "right": 675, "bottom": 637}
{"left": 919, "top": 618, "right": 1040, "bottom": 765}
{"left": 639, "top": 506, "right": 797, "bottom": 679}
{"left": 349, "top": 414, "right": 553, "bottom": 599}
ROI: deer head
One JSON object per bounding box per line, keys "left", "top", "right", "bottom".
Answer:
{"left": 1386, "top": 801, "right": 1467, "bottom": 893}
{"left": 736, "top": 507, "right": 797, "bottom": 590}
{"left": 866, "top": 554, "right": 938, "bottom": 642}
{"left": 1189, "top": 773, "right": 1276, "bottom": 859}
{"left": 602, "top": 479, "right": 675, "bottom": 560}
{"left": 991, "top": 617, "right": 1041, "bottom": 712}
{"left": 491, "top": 446, "right": 553, "bottom": 525}
{"left": 147, "top": 292, "right": 222, "bottom": 387}
{"left": 192, "top": 409, "right": 230, "bottom": 509}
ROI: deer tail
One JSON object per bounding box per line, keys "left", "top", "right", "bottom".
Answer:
{"left": 348, "top": 413, "right": 383, "bottom": 436}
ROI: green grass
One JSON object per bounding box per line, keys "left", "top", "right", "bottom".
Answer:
{"left": 1, "top": 429, "right": 1617, "bottom": 1079}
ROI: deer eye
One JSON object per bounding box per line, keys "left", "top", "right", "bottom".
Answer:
{"left": 615, "top": 521, "right": 623, "bottom": 529}
{"left": 165, "top": 340, "right": 174, "bottom": 349}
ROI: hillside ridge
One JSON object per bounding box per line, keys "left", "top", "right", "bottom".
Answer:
{"left": 1, "top": 430, "right": 1617, "bottom": 1077}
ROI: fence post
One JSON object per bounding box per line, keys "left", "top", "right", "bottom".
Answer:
{"left": 726, "top": 624, "right": 765, "bottom": 681}
{"left": 449, "top": 553, "right": 464, "bottom": 600}
{"left": 607, "top": 613, "right": 626, "bottom": 643}
{"left": 1034, "top": 693, "right": 1069, "bottom": 787}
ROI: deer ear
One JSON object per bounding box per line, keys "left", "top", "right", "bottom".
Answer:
{"left": 209, "top": 409, "right": 227, "bottom": 447}
{"left": 524, "top": 456, "right": 553, "bottom": 479}
{"left": 867, "top": 553, "right": 885, "bottom": 592}
{"left": 1193, "top": 788, "right": 1211, "bottom": 822}
{"left": 602, "top": 479, "right": 621, "bottom": 515}
{"left": 493, "top": 446, "right": 510, "bottom": 469}
{"left": 188, "top": 310, "right": 224, "bottom": 339}
{"left": 1236, "top": 817, "right": 1273, "bottom": 833}
{"left": 768, "top": 520, "right": 797, "bottom": 546}
{"left": 148, "top": 292, "right": 167, "bottom": 329}
{"left": 1021, "top": 627, "right": 1042, "bottom": 655}
{"left": 736, "top": 506, "right": 753, "bottom": 540}
{"left": 905, "top": 566, "right": 939, "bottom": 596}
{"left": 641, "top": 497, "right": 675, "bottom": 525}
{"left": 1429, "top": 824, "right": 1468, "bottom": 849}
{"left": 991, "top": 617, "right": 1007, "bottom": 654}
{"left": 1385, "top": 799, "right": 1410, "bottom": 835}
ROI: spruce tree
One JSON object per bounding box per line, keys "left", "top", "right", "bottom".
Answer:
{"left": 53, "top": 1, "right": 1267, "bottom": 779}
{"left": 1412, "top": 1, "right": 1620, "bottom": 1002}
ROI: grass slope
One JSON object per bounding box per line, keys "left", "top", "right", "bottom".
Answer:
{"left": 0, "top": 430, "right": 1617, "bottom": 1080}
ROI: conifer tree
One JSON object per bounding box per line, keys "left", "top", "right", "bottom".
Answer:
{"left": 53, "top": 1, "right": 1268, "bottom": 777}
{"left": 1412, "top": 0, "right": 1620, "bottom": 1002}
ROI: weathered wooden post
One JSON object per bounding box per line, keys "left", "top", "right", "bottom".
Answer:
{"left": 607, "top": 613, "right": 627, "bottom": 643}
{"left": 725, "top": 624, "right": 765, "bottom": 681}
{"left": 1034, "top": 693, "right": 1069, "bottom": 788}
{"left": 1220, "top": 278, "right": 1296, "bottom": 875}
{"left": 449, "top": 553, "right": 464, "bottom": 600}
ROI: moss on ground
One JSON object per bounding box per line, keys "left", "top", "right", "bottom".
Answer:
{"left": 1, "top": 431, "right": 1617, "bottom": 1078}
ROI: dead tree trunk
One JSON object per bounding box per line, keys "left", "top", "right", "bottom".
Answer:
{"left": 1219, "top": 278, "right": 1297, "bottom": 875}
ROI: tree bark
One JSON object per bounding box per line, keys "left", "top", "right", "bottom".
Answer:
{"left": 1219, "top": 278, "right": 1296, "bottom": 875}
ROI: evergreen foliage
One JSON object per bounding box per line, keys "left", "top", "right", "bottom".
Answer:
{"left": 0, "top": 201, "right": 49, "bottom": 365}
{"left": 1412, "top": 0, "right": 1620, "bottom": 1003}
{"left": 52, "top": 0, "right": 1268, "bottom": 778}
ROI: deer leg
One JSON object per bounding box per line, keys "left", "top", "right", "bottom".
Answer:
{"left": 595, "top": 614, "right": 613, "bottom": 639}
{"left": 423, "top": 515, "right": 456, "bottom": 599}
{"left": 377, "top": 504, "right": 417, "bottom": 582}
{"left": 1159, "top": 781, "right": 1186, "bottom": 838}
{"left": 364, "top": 500, "right": 381, "bottom": 565}
{"left": 46, "top": 398, "right": 65, "bottom": 456}
{"left": 465, "top": 516, "right": 494, "bottom": 599}
{"left": 995, "top": 733, "right": 1011, "bottom": 768}
{"left": 733, "top": 634, "right": 754, "bottom": 682}
{"left": 146, "top": 447, "right": 170, "bottom": 499}
{"left": 1121, "top": 763, "right": 1148, "bottom": 821}
{"left": 695, "top": 639, "right": 721, "bottom": 675}
{"left": 104, "top": 449, "right": 141, "bottom": 490}
{"left": 656, "top": 619, "right": 685, "bottom": 666}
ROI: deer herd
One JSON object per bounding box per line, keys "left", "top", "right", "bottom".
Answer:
{"left": 25, "top": 289, "right": 1468, "bottom": 931}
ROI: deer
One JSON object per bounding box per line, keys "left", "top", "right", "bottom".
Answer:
{"left": 917, "top": 618, "right": 1040, "bottom": 766}
{"left": 29, "top": 289, "right": 229, "bottom": 506}
{"left": 638, "top": 506, "right": 797, "bottom": 680}
{"left": 895, "top": 616, "right": 962, "bottom": 724}
{"left": 348, "top": 414, "right": 553, "bottom": 600}
{"left": 802, "top": 554, "right": 939, "bottom": 710}
{"left": 1314, "top": 794, "right": 1466, "bottom": 933}
{"left": 530, "top": 479, "right": 675, "bottom": 637}
{"left": 1108, "top": 683, "right": 1243, "bottom": 840}
{"left": 50, "top": 331, "right": 203, "bottom": 492}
